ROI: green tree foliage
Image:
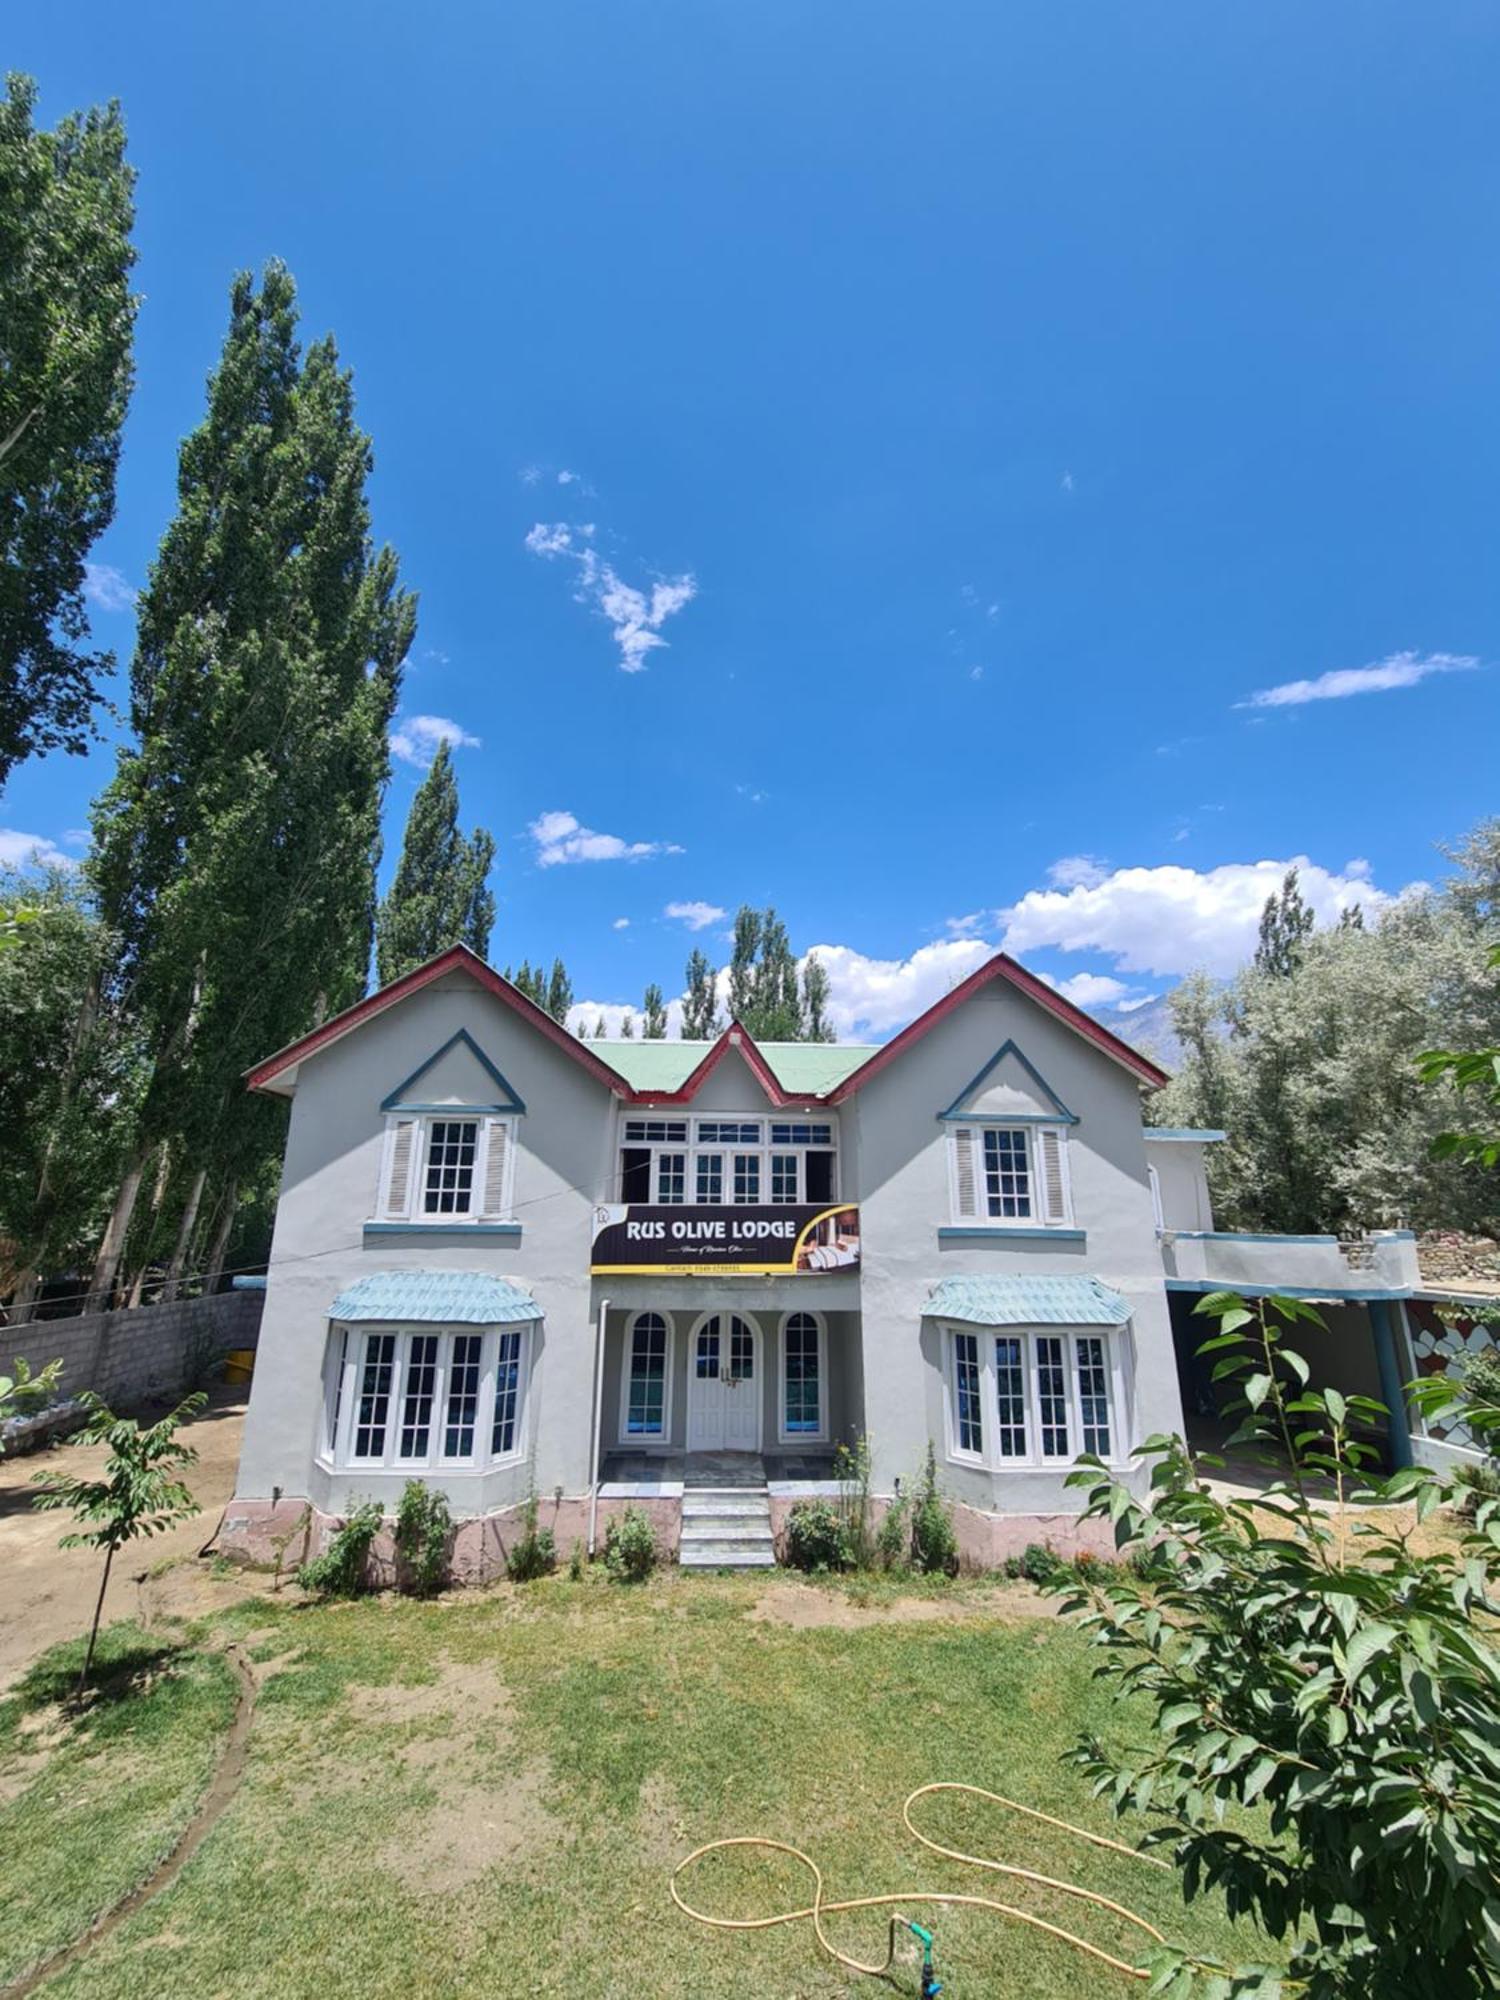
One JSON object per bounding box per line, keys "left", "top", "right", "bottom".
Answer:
{"left": 1418, "top": 944, "right": 1500, "bottom": 1172}
{"left": 801, "top": 952, "right": 836, "bottom": 1043}
{"left": 545, "top": 958, "right": 572, "bottom": 1025}
{"left": 87, "top": 262, "right": 415, "bottom": 1304}
{"left": 642, "top": 982, "right": 668, "bottom": 1038}
{"left": 1253, "top": 865, "right": 1316, "bottom": 976}
{"left": 1153, "top": 828, "right": 1500, "bottom": 1234}
{"left": 1064, "top": 1292, "right": 1500, "bottom": 1997}
{"left": 712, "top": 906, "right": 836, "bottom": 1042}
{"left": 681, "top": 948, "right": 721, "bottom": 1040}
{"left": 0, "top": 74, "right": 136, "bottom": 787}
{"left": 32, "top": 1392, "right": 203, "bottom": 1688}
{"left": 0, "top": 1356, "right": 64, "bottom": 1451}
{"left": 0, "top": 870, "right": 141, "bottom": 1317}
{"left": 619, "top": 1010, "right": 635, "bottom": 1037}
{"left": 375, "top": 741, "right": 494, "bottom": 984}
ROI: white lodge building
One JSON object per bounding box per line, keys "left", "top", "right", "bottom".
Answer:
{"left": 222, "top": 944, "right": 1423, "bottom": 1573}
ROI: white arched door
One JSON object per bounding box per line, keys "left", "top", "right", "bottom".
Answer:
{"left": 686, "top": 1314, "right": 760, "bottom": 1451}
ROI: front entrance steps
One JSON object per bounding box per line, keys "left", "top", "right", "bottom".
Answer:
{"left": 679, "top": 1487, "right": 777, "bottom": 1569}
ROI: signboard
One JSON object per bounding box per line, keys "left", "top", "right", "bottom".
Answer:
{"left": 590, "top": 1203, "right": 860, "bottom": 1276}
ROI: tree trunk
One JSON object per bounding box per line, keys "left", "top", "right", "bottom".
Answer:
{"left": 80, "top": 1543, "right": 115, "bottom": 1693}
{"left": 203, "top": 1178, "right": 239, "bottom": 1292}
{"left": 125, "top": 1144, "right": 171, "bottom": 1308}
{"left": 7, "top": 1268, "right": 40, "bottom": 1326}
{"left": 87, "top": 1148, "right": 150, "bottom": 1315}
{"left": 161, "top": 1167, "right": 208, "bottom": 1303}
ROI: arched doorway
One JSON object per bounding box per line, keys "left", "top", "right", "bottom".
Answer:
{"left": 686, "top": 1313, "right": 760, "bottom": 1451}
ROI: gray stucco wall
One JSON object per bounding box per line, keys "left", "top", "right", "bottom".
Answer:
{"left": 232, "top": 966, "right": 1184, "bottom": 1522}
{"left": 1145, "top": 1139, "right": 1215, "bottom": 1231}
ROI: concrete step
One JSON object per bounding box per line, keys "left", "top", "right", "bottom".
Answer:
{"left": 682, "top": 1497, "right": 772, "bottom": 1523}
{"left": 680, "top": 1518, "right": 771, "bottom": 1543}
{"left": 679, "top": 1537, "right": 778, "bottom": 1569}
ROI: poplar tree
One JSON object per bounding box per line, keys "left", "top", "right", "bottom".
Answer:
{"left": 1254, "top": 867, "right": 1316, "bottom": 978}
{"left": 86, "top": 263, "right": 414, "bottom": 1306}
{"left": 725, "top": 905, "right": 801, "bottom": 1039}
{"left": 545, "top": 959, "right": 573, "bottom": 1024}
{"left": 800, "top": 955, "right": 836, "bottom": 1043}
{"left": 642, "top": 983, "right": 668, "bottom": 1038}
{"left": 681, "top": 949, "right": 721, "bottom": 1039}
{"left": 0, "top": 75, "right": 136, "bottom": 787}
{"left": 375, "top": 741, "right": 494, "bottom": 985}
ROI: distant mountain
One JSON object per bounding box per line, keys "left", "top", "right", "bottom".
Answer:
{"left": 1095, "top": 988, "right": 1182, "bottom": 1070}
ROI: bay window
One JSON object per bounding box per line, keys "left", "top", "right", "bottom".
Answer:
{"left": 326, "top": 1323, "right": 533, "bottom": 1470}
{"left": 943, "top": 1325, "right": 1120, "bottom": 1468}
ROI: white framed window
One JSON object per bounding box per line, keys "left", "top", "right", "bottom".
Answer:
{"left": 779, "top": 1310, "right": 828, "bottom": 1441}
{"left": 325, "top": 1322, "right": 534, "bottom": 1470}
{"left": 616, "top": 1116, "right": 837, "bottom": 1208}
{"left": 942, "top": 1324, "right": 1122, "bottom": 1469}
{"left": 376, "top": 1114, "right": 518, "bottom": 1224}
{"left": 947, "top": 1124, "right": 1072, "bottom": 1227}
{"left": 619, "top": 1310, "right": 673, "bottom": 1441}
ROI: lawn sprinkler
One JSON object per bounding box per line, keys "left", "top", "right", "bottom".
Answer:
{"left": 897, "top": 1916, "right": 941, "bottom": 1997}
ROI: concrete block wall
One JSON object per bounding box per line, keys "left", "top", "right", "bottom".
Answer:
{"left": 0, "top": 1289, "right": 264, "bottom": 1409}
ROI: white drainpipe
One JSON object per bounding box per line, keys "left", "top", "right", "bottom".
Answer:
{"left": 587, "top": 1295, "right": 611, "bottom": 1555}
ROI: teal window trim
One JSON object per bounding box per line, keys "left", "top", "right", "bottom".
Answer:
{"left": 363, "top": 1221, "right": 522, "bottom": 1243}
{"left": 936, "top": 1039, "right": 1078, "bottom": 1127}
{"left": 381, "top": 1029, "right": 527, "bottom": 1115}
{"left": 939, "top": 1225, "right": 1086, "bottom": 1243}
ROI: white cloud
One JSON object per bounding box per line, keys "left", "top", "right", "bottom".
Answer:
{"left": 566, "top": 996, "right": 687, "bottom": 1039}
{"left": 665, "top": 900, "right": 726, "bottom": 931}
{"left": 944, "top": 911, "right": 989, "bottom": 939}
{"left": 524, "top": 522, "right": 696, "bottom": 674}
{"left": 0, "top": 828, "right": 77, "bottom": 870}
{"left": 1241, "top": 649, "right": 1480, "bottom": 710}
{"left": 83, "top": 562, "right": 136, "bottom": 612}
{"left": 612, "top": 916, "right": 631, "bottom": 930}
{"left": 1038, "top": 970, "right": 1135, "bottom": 1009}
{"left": 389, "top": 713, "right": 481, "bottom": 767}
{"left": 800, "top": 939, "right": 995, "bottom": 1040}
{"left": 529, "top": 809, "right": 683, "bottom": 868}
{"left": 969, "top": 665, "right": 985, "bottom": 682}
{"left": 1047, "top": 853, "right": 1108, "bottom": 890}
{"left": 1060, "top": 471, "right": 1074, "bottom": 493}
{"left": 999, "top": 857, "right": 1395, "bottom": 979}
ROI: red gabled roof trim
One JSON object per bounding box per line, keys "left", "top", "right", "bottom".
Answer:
{"left": 826, "top": 951, "right": 1169, "bottom": 1103}
{"left": 245, "top": 944, "right": 632, "bottom": 1098}
{"left": 630, "top": 1022, "right": 823, "bottom": 1109}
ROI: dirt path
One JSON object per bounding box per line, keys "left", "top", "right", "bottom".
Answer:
{"left": 0, "top": 1388, "right": 249, "bottom": 1692}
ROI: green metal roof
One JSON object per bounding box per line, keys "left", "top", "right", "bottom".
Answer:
{"left": 330, "top": 1272, "right": 540, "bottom": 1324}
{"left": 592, "top": 1039, "right": 876, "bottom": 1097}
{"left": 923, "top": 1275, "right": 1132, "bottom": 1327}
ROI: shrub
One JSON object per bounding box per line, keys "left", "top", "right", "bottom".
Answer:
{"left": 784, "top": 1499, "right": 853, "bottom": 1573}
{"left": 603, "top": 1505, "right": 658, "bottom": 1582}
{"left": 393, "top": 1480, "right": 451, "bottom": 1596}
{"left": 908, "top": 1444, "right": 958, "bottom": 1575}
{"left": 832, "top": 1435, "right": 875, "bottom": 1570}
{"left": 568, "top": 1538, "right": 585, "bottom": 1581}
{"left": 875, "top": 1492, "right": 910, "bottom": 1571}
{"left": 297, "top": 1501, "right": 383, "bottom": 1598}
{"left": 505, "top": 1492, "right": 555, "bottom": 1582}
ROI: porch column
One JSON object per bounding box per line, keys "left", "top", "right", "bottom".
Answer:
{"left": 1368, "top": 1298, "right": 1413, "bottom": 1471}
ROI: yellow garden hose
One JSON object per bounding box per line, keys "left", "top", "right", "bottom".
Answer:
{"left": 670, "top": 1781, "right": 1173, "bottom": 1985}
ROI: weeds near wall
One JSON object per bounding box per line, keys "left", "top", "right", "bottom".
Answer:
{"left": 908, "top": 1443, "right": 959, "bottom": 1575}
{"left": 505, "top": 1491, "right": 556, "bottom": 1581}
{"left": 297, "top": 1501, "right": 382, "bottom": 1597}
{"left": 603, "top": 1505, "right": 658, "bottom": 1582}
{"left": 394, "top": 1481, "right": 452, "bottom": 1596}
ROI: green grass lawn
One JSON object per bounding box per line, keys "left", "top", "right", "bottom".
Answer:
{"left": 0, "top": 1571, "right": 1273, "bottom": 1999}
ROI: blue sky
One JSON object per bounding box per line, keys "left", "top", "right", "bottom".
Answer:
{"left": 4, "top": 2, "right": 1497, "bottom": 1039}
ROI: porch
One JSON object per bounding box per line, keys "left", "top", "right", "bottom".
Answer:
{"left": 598, "top": 1446, "right": 841, "bottom": 1489}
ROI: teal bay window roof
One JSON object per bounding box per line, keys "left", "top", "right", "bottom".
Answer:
{"left": 330, "top": 1271, "right": 540, "bottom": 1325}
{"left": 924, "top": 1275, "right": 1131, "bottom": 1327}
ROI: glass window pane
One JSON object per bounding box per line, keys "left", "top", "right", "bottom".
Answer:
{"left": 982, "top": 1128, "right": 1032, "bottom": 1219}
{"left": 492, "top": 1329, "right": 523, "bottom": 1456}
{"left": 354, "top": 1333, "right": 395, "bottom": 1459}
{"left": 953, "top": 1332, "right": 983, "bottom": 1455}
{"left": 784, "top": 1313, "right": 820, "bottom": 1433}
{"left": 657, "top": 1153, "right": 686, "bottom": 1203}
{"left": 733, "top": 1153, "right": 761, "bottom": 1203}
{"left": 443, "top": 1334, "right": 482, "bottom": 1458}
{"left": 1037, "top": 1335, "right": 1070, "bottom": 1458}
{"left": 994, "top": 1334, "right": 1027, "bottom": 1458}
{"left": 398, "top": 1333, "right": 439, "bottom": 1459}
{"left": 423, "top": 1119, "right": 479, "bottom": 1215}
{"left": 695, "top": 1153, "right": 723, "bottom": 1202}
{"left": 729, "top": 1318, "right": 754, "bottom": 1381}
{"left": 770, "top": 1154, "right": 798, "bottom": 1203}
{"left": 626, "top": 1314, "right": 667, "bottom": 1435}
{"left": 1075, "top": 1335, "right": 1112, "bottom": 1457}
{"left": 696, "top": 1326, "right": 720, "bottom": 1378}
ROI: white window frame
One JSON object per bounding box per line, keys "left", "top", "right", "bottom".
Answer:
{"left": 618, "top": 1309, "right": 676, "bottom": 1444}
{"left": 940, "top": 1322, "right": 1125, "bottom": 1471}
{"left": 777, "top": 1309, "right": 829, "bottom": 1444}
{"left": 615, "top": 1115, "right": 839, "bottom": 1208}
{"left": 323, "top": 1321, "right": 534, "bottom": 1471}
{"left": 946, "top": 1122, "right": 1073, "bottom": 1228}
{"left": 376, "top": 1114, "right": 518, "bottom": 1224}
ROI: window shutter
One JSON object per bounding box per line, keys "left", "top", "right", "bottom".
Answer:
{"left": 480, "top": 1119, "right": 511, "bottom": 1218}
{"left": 952, "top": 1127, "right": 978, "bottom": 1220}
{"left": 383, "top": 1118, "right": 417, "bottom": 1218}
{"left": 1038, "top": 1128, "right": 1070, "bottom": 1225}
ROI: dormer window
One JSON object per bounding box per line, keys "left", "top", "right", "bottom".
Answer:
{"left": 947, "top": 1123, "right": 1072, "bottom": 1228}
{"left": 377, "top": 1113, "right": 517, "bottom": 1224}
